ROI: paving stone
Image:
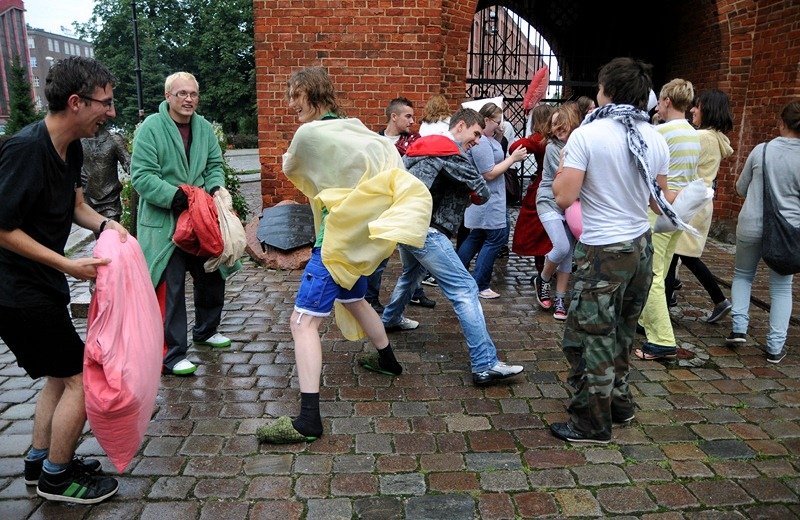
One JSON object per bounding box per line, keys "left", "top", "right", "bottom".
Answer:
{"left": 479, "top": 470, "right": 529, "bottom": 491}
{"left": 514, "top": 490, "right": 559, "bottom": 517}
{"left": 294, "top": 474, "right": 330, "bottom": 498}
{"left": 376, "top": 454, "right": 417, "bottom": 473}
{"left": 332, "top": 454, "right": 375, "bottom": 473}
{"left": 709, "top": 460, "right": 759, "bottom": 478}
{"left": 621, "top": 445, "right": 666, "bottom": 461}
{"left": 404, "top": 494, "right": 475, "bottom": 520}
{"left": 354, "top": 433, "right": 392, "bottom": 454}
{"left": 243, "top": 454, "right": 293, "bottom": 475}
{"left": 648, "top": 482, "right": 700, "bottom": 509}
{"left": 193, "top": 477, "right": 246, "bottom": 498}
{"left": 245, "top": 476, "right": 293, "bottom": 499}
{"left": 148, "top": 476, "right": 196, "bottom": 499}
{"left": 198, "top": 500, "right": 250, "bottom": 520}
{"left": 353, "top": 496, "right": 403, "bottom": 520}
{"left": 670, "top": 460, "right": 714, "bottom": 478}
{"left": 573, "top": 464, "right": 629, "bottom": 486}
{"left": 478, "top": 493, "right": 515, "bottom": 520}
{"left": 139, "top": 502, "right": 201, "bottom": 520}
{"left": 596, "top": 486, "right": 658, "bottom": 514}
{"left": 699, "top": 439, "right": 756, "bottom": 459}
{"left": 528, "top": 468, "right": 575, "bottom": 488}
{"left": 742, "top": 477, "right": 798, "bottom": 502}
{"left": 184, "top": 456, "right": 242, "bottom": 477}
{"left": 85, "top": 501, "right": 145, "bottom": 519}
{"left": 419, "top": 453, "right": 464, "bottom": 472}
{"left": 743, "top": 504, "right": 796, "bottom": 519}
{"left": 0, "top": 434, "right": 29, "bottom": 456}
{"left": 294, "top": 454, "right": 332, "bottom": 474}
{"left": 445, "top": 414, "right": 491, "bottom": 431}
{"left": 465, "top": 453, "right": 523, "bottom": 471}
{"left": 524, "top": 448, "right": 585, "bottom": 469}
{"left": 687, "top": 480, "right": 754, "bottom": 507}
{"left": 306, "top": 498, "right": 352, "bottom": 520}
{"left": 625, "top": 462, "right": 673, "bottom": 482}
{"left": 584, "top": 448, "right": 624, "bottom": 464}
{"left": 554, "top": 488, "right": 602, "bottom": 517}
{"left": 330, "top": 473, "right": 378, "bottom": 496}
{"left": 379, "top": 473, "right": 426, "bottom": 496}
{"left": 644, "top": 425, "right": 698, "bottom": 443}
{"left": 429, "top": 471, "right": 479, "bottom": 492}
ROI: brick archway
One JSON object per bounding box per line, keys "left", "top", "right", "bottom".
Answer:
{"left": 255, "top": 0, "right": 800, "bottom": 227}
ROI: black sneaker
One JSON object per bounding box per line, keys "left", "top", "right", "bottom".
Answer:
{"left": 725, "top": 332, "right": 747, "bottom": 346}
{"left": 421, "top": 276, "right": 438, "bottom": 288}
{"left": 767, "top": 348, "right": 787, "bottom": 364}
{"left": 409, "top": 295, "right": 436, "bottom": 308}
{"left": 534, "top": 275, "right": 552, "bottom": 310}
{"left": 25, "top": 456, "right": 103, "bottom": 486}
{"left": 37, "top": 464, "right": 118, "bottom": 504}
{"left": 549, "top": 422, "right": 610, "bottom": 444}
{"left": 706, "top": 299, "right": 732, "bottom": 324}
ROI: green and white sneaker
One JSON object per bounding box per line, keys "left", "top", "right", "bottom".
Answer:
{"left": 194, "top": 332, "right": 231, "bottom": 348}
{"left": 37, "top": 464, "right": 118, "bottom": 504}
{"left": 171, "top": 359, "right": 197, "bottom": 376}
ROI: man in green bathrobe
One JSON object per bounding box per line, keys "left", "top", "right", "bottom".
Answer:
{"left": 131, "top": 71, "right": 238, "bottom": 376}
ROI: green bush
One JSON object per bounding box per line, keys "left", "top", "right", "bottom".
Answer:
{"left": 226, "top": 133, "right": 258, "bottom": 149}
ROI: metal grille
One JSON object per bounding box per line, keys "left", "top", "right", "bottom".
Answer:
{"left": 465, "top": 6, "right": 562, "bottom": 199}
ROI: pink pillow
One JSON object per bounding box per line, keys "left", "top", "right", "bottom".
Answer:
{"left": 84, "top": 231, "right": 163, "bottom": 472}
{"left": 565, "top": 199, "right": 582, "bottom": 240}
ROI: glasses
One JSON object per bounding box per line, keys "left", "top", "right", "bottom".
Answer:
{"left": 80, "top": 95, "right": 114, "bottom": 109}
{"left": 490, "top": 117, "right": 502, "bottom": 124}
{"left": 170, "top": 90, "right": 200, "bottom": 100}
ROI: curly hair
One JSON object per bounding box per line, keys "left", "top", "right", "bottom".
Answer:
{"left": 421, "top": 94, "right": 452, "bottom": 123}
{"left": 287, "top": 66, "right": 341, "bottom": 116}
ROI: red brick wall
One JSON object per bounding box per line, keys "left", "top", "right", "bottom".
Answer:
{"left": 253, "top": 0, "right": 447, "bottom": 207}
{"left": 664, "top": 0, "right": 800, "bottom": 226}
{"left": 255, "top": 0, "right": 800, "bottom": 227}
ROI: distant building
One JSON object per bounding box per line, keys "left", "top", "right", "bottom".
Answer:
{"left": 27, "top": 28, "right": 95, "bottom": 111}
{"left": 0, "top": 0, "right": 93, "bottom": 128}
{"left": 0, "top": 0, "right": 30, "bottom": 126}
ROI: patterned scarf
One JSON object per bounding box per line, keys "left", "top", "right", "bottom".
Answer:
{"left": 583, "top": 103, "right": 688, "bottom": 231}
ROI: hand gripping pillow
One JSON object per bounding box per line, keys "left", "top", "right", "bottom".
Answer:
{"left": 84, "top": 231, "right": 163, "bottom": 472}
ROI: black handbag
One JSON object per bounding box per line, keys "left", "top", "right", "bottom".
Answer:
{"left": 760, "top": 142, "right": 800, "bottom": 275}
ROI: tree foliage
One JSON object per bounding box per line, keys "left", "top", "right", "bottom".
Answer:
{"left": 5, "top": 56, "right": 41, "bottom": 135}
{"left": 76, "top": 0, "right": 255, "bottom": 133}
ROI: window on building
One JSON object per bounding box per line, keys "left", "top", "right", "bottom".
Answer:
{"left": 28, "top": 37, "right": 34, "bottom": 49}
{"left": 33, "top": 76, "right": 40, "bottom": 87}
{"left": 54, "top": 40, "right": 60, "bottom": 53}
{"left": 30, "top": 57, "right": 37, "bottom": 68}
{"left": 47, "top": 39, "right": 53, "bottom": 51}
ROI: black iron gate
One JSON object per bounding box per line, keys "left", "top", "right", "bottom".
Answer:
{"left": 465, "top": 5, "right": 562, "bottom": 201}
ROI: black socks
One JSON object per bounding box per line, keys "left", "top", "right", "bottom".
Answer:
{"left": 377, "top": 344, "right": 403, "bottom": 375}
{"left": 292, "top": 392, "right": 323, "bottom": 437}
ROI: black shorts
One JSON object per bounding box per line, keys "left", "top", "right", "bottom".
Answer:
{"left": 0, "top": 304, "right": 84, "bottom": 379}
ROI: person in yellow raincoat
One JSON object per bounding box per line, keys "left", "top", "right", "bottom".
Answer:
{"left": 256, "top": 67, "right": 432, "bottom": 444}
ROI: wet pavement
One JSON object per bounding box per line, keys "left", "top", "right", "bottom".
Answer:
{"left": 1, "top": 177, "right": 799, "bottom": 518}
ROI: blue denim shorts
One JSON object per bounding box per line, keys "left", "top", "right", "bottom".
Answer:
{"left": 294, "top": 248, "right": 368, "bottom": 317}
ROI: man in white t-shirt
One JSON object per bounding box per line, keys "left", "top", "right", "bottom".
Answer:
{"left": 550, "top": 57, "right": 670, "bottom": 444}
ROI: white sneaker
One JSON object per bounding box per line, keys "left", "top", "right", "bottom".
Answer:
{"left": 490, "top": 361, "right": 523, "bottom": 376}
{"left": 194, "top": 332, "right": 231, "bottom": 348}
{"left": 479, "top": 288, "right": 500, "bottom": 299}
{"left": 385, "top": 316, "right": 419, "bottom": 332}
{"left": 171, "top": 359, "right": 197, "bottom": 376}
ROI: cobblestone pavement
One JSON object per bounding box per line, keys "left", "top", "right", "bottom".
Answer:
{"left": 1, "top": 208, "right": 799, "bottom": 519}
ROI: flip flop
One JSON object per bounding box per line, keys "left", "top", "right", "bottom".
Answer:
{"left": 634, "top": 348, "right": 677, "bottom": 361}
{"left": 256, "top": 416, "right": 318, "bottom": 444}
{"left": 357, "top": 352, "right": 399, "bottom": 376}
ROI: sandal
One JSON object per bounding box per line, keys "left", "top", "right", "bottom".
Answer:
{"left": 634, "top": 347, "right": 677, "bottom": 361}
{"left": 256, "top": 416, "right": 318, "bottom": 444}
{"left": 357, "top": 352, "right": 400, "bottom": 376}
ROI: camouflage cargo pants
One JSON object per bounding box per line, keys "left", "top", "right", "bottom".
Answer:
{"left": 562, "top": 232, "right": 653, "bottom": 440}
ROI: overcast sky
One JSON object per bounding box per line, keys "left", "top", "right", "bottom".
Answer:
{"left": 23, "top": 0, "right": 95, "bottom": 36}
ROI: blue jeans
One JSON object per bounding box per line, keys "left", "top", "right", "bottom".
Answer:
{"left": 382, "top": 229, "right": 500, "bottom": 373}
{"left": 366, "top": 257, "right": 423, "bottom": 303}
{"left": 456, "top": 228, "right": 507, "bottom": 291}
{"left": 731, "top": 237, "right": 793, "bottom": 354}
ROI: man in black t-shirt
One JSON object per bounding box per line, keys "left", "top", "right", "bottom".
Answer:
{"left": 0, "top": 57, "right": 127, "bottom": 505}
